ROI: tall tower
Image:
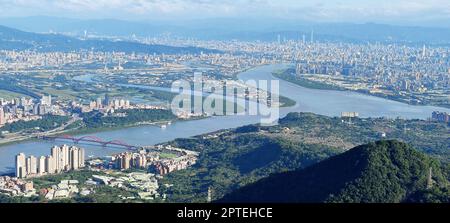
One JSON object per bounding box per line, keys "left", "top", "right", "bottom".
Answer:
{"left": 311, "top": 30, "right": 314, "bottom": 43}
{"left": 45, "top": 155, "right": 55, "bottom": 174}
{"left": 71, "top": 147, "right": 79, "bottom": 170}
{"left": 38, "top": 156, "right": 46, "bottom": 176}
{"left": 15, "top": 153, "right": 26, "bottom": 178}
{"left": 0, "top": 107, "right": 5, "bottom": 125}
{"left": 79, "top": 148, "right": 85, "bottom": 168}
{"left": 29, "top": 156, "right": 37, "bottom": 175}
{"left": 51, "top": 146, "right": 60, "bottom": 173}
{"left": 104, "top": 94, "right": 111, "bottom": 107}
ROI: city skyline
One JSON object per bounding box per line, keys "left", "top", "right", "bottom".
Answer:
{"left": 0, "top": 0, "right": 449, "bottom": 206}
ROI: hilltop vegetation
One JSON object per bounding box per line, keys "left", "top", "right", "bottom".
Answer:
{"left": 161, "top": 134, "right": 340, "bottom": 202}
{"left": 0, "top": 115, "right": 70, "bottom": 133}
{"left": 160, "top": 112, "right": 449, "bottom": 202}
{"left": 219, "top": 140, "right": 449, "bottom": 203}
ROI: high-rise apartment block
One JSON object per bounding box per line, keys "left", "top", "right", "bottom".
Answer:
{"left": 15, "top": 145, "right": 85, "bottom": 179}
{"left": 0, "top": 107, "right": 6, "bottom": 126}
{"left": 113, "top": 152, "right": 147, "bottom": 170}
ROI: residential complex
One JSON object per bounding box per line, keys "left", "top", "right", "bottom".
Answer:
{"left": 432, "top": 111, "right": 450, "bottom": 124}
{"left": 0, "top": 95, "right": 60, "bottom": 128}
{"left": 0, "top": 176, "right": 35, "bottom": 196}
{"left": 15, "top": 145, "right": 85, "bottom": 179}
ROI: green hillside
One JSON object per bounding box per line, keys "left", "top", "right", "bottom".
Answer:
{"left": 218, "top": 140, "right": 449, "bottom": 203}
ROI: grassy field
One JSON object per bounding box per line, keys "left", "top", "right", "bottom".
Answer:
{"left": 0, "top": 90, "right": 28, "bottom": 100}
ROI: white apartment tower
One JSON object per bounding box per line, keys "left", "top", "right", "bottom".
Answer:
{"left": 51, "top": 146, "right": 60, "bottom": 173}
{"left": 79, "top": 148, "right": 85, "bottom": 168}
{"left": 15, "top": 145, "right": 85, "bottom": 179}
{"left": 70, "top": 147, "right": 79, "bottom": 170}
{"left": 45, "top": 155, "right": 55, "bottom": 174}
{"left": 29, "top": 156, "right": 37, "bottom": 175}
{"left": 0, "top": 107, "right": 5, "bottom": 125}
{"left": 15, "top": 153, "right": 26, "bottom": 178}
{"left": 38, "top": 156, "right": 46, "bottom": 175}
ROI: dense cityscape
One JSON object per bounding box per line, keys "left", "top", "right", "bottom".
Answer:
{"left": 0, "top": 0, "right": 449, "bottom": 212}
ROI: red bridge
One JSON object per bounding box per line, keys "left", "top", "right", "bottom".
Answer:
{"left": 41, "top": 135, "right": 139, "bottom": 151}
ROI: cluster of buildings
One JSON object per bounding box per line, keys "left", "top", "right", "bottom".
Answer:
{"left": 140, "top": 37, "right": 449, "bottom": 107}
{"left": 15, "top": 145, "right": 85, "bottom": 179}
{"left": 0, "top": 50, "right": 157, "bottom": 71}
{"left": 288, "top": 43, "right": 449, "bottom": 105}
{"left": 0, "top": 95, "right": 59, "bottom": 128}
{"left": 432, "top": 111, "right": 449, "bottom": 124}
{"left": 71, "top": 94, "right": 131, "bottom": 113}
{"left": 87, "top": 145, "right": 198, "bottom": 176}
{"left": 71, "top": 94, "right": 166, "bottom": 115}
{"left": 112, "top": 152, "right": 148, "bottom": 170}
{"left": 42, "top": 180, "right": 82, "bottom": 200}
{"left": 0, "top": 176, "right": 35, "bottom": 196}
{"left": 151, "top": 155, "right": 198, "bottom": 175}
{"left": 0, "top": 48, "right": 265, "bottom": 78}
{"left": 109, "top": 147, "right": 198, "bottom": 176}
{"left": 90, "top": 172, "right": 161, "bottom": 200}
{"left": 291, "top": 43, "right": 450, "bottom": 88}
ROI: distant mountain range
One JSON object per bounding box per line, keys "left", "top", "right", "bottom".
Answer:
{"left": 218, "top": 140, "right": 450, "bottom": 203}
{"left": 0, "top": 25, "right": 218, "bottom": 54}
{"left": 1, "top": 16, "right": 450, "bottom": 45}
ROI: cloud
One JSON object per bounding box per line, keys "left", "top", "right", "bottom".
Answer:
{"left": 0, "top": 0, "right": 448, "bottom": 24}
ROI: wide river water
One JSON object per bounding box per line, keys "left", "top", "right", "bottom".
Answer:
{"left": 0, "top": 64, "right": 449, "bottom": 174}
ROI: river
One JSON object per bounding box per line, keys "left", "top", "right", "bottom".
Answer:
{"left": 0, "top": 64, "right": 448, "bottom": 174}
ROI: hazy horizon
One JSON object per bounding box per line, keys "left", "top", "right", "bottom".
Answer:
{"left": 0, "top": 0, "right": 449, "bottom": 28}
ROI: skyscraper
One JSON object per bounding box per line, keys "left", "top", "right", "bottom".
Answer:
{"left": 37, "top": 156, "right": 46, "bottom": 175}
{"left": 79, "top": 148, "right": 85, "bottom": 168}
{"left": 40, "top": 95, "right": 52, "bottom": 106}
{"left": 61, "top": 145, "right": 69, "bottom": 171}
{"left": 70, "top": 147, "right": 79, "bottom": 170}
{"left": 0, "top": 107, "right": 5, "bottom": 125}
{"left": 45, "top": 155, "right": 55, "bottom": 174}
{"left": 96, "top": 97, "right": 103, "bottom": 109}
{"left": 15, "top": 153, "right": 26, "bottom": 178}
{"left": 104, "top": 94, "right": 111, "bottom": 106}
{"left": 15, "top": 145, "right": 85, "bottom": 178}
{"left": 29, "top": 156, "right": 37, "bottom": 175}
{"left": 51, "top": 146, "right": 60, "bottom": 173}
{"left": 26, "top": 157, "right": 31, "bottom": 176}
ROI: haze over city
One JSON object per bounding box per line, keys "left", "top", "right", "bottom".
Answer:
{"left": 0, "top": 0, "right": 449, "bottom": 210}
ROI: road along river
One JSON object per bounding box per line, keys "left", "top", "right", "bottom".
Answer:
{"left": 0, "top": 64, "right": 448, "bottom": 174}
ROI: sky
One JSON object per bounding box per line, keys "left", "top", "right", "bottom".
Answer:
{"left": 0, "top": 0, "right": 449, "bottom": 26}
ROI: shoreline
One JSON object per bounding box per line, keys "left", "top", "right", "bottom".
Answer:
{"left": 0, "top": 119, "right": 181, "bottom": 148}
{"left": 273, "top": 70, "right": 450, "bottom": 110}
{"left": 0, "top": 113, "right": 217, "bottom": 148}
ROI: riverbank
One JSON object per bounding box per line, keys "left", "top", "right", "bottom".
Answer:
{"left": 0, "top": 118, "right": 180, "bottom": 147}
{"left": 273, "top": 69, "right": 450, "bottom": 109}
{"left": 273, "top": 69, "right": 345, "bottom": 91}
{"left": 1, "top": 63, "right": 449, "bottom": 175}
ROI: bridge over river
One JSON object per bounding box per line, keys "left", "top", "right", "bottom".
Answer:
{"left": 39, "top": 135, "right": 142, "bottom": 151}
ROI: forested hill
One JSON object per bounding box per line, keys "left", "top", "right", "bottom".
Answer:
{"left": 218, "top": 140, "right": 450, "bottom": 203}
{"left": 0, "top": 25, "right": 218, "bottom": 54}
